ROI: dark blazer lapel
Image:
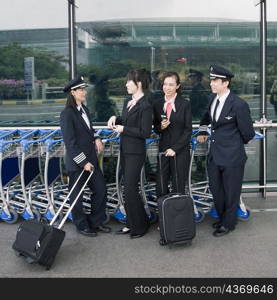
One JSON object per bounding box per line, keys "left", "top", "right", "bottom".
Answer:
{"left": 169, "top": 95, "right": 182, "bottom": 121}
{"left": 125, "top": 97, "right": 142, "bottom": 120}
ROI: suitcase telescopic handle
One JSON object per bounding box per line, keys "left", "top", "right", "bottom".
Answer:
{"left": 158, "top": 152, "right": 178, "bottom": 194}
{"left": 49, "top": 169, "right": 94, "bottom": 228}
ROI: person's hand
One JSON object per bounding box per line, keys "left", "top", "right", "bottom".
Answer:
{"left": 84, "top": 162, "right": 94, "bottom": 172}
{"left": 107, "top": 116, "right": 116, "bottom": 129}
{"left": 161, "top": 119, "right": 170, "bottom": 130}
{"left": 197, "top": 135, "right": 209, "bottom": 143}
{"left": 165, "top": 148, "right": 176, "bottom": 157}
{"left": 95, "top": 138, "right": 104, "bottom": 154}
{"left": 113, "top": 125, "right": 124, "bottom": 133}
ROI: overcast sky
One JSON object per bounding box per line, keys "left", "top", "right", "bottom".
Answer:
{"left": 1, "top": 0, "right": 277, "bottom": 30}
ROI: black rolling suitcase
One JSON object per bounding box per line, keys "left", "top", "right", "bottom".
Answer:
{"left": 157, "top": 153, "right": 196, "bottom": 246}
{"left": 12, "top": 170, "right": 93, "bottom": 270}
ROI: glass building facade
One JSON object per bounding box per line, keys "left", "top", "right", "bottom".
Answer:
{"left": 0, "top": 0, "right": 277, "bottom": 192}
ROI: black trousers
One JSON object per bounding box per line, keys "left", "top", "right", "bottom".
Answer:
{"left": 207, "top": 158, "right": 245, "bottom": 230}
{"left": 156, "top": 149, "right": 190, "bottom": 197}
{"left": 120, "top": 153, "right": 149, "bottom": 235}
{"left": 68, "top": 167, "right": 107, "bottom": 230}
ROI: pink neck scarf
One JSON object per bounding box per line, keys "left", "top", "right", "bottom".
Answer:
{"left": 163, "top": 94, "right": 177, "bottom": 118}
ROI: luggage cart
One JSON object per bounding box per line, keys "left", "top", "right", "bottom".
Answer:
{"left": 140, "top": 136, "right": 159, "bottom": 208}
{"left": 0, "top": 129, "right": 36, "bottom": 223}
{"left": 99, "top": 130, "right": 123, "bottom": 222}
{"left": 188, "top": 131, "right": 264, "bottom": 222}
{"left": 29, "top": 131, "right": 65, "bottom": 223}
{"left": 7, "top": 129, "right": 59, "bottom": 221}
{"left": 139, "top": 135, "right": 159, "bottom": 223}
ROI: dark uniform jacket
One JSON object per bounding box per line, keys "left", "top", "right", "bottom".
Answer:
{"left": 153, "top": 94, "right": 192, "bottom": 154}
{"left": 116, "top": 95, "right": 153, "bottom": 154}
{"left": 199, "top": 91, "right": 255, "bottom": 167}
{"left": 60, "top": 104, "right": 98, "bottom": 172}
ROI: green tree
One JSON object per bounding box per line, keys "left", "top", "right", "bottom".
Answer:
{"left": 0, "top": 43, "right": 68, "bottom": 80}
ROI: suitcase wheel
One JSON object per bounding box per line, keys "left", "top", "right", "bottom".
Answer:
{"left": 159, "top": 239, "right": 167, "bottom": 246}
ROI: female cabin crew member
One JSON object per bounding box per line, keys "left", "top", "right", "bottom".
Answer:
{"left": 60, "top": 75, "right": 111, "bottom": 237}
{"left": 107, "top": 69, "right": 153, "bottom": 238}
{"left": 153, "top": 71, "right": 192, "bottom": 197}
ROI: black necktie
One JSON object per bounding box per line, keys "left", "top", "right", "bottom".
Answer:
{"left": 212, "top": 98, "right": 220, "bottom": 122}
{"left": 79, "top": 107, "right": 85, "bottom": 115}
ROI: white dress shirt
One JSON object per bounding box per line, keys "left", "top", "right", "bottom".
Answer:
{"left": 210, "top": 89, "right": 230, "bottom": 122}
{"left": 77, "top": 105, "right": 91, "bottom": 129}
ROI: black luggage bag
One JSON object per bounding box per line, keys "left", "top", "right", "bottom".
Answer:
{"left": 12, "top": 170, "right": 93, "bottom": 270}
{"left": 12, "top": 219, "right": 65, "bottom": 270}
{"left": 157, "top": 153, "right": 196, "bottom": 246}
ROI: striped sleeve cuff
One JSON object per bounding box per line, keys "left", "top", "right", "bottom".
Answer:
{"left": 94, "top": 133, "right": 100, "bottom": 139}
{"left": 73, "top": 152, "right": 87, "bottom": 164}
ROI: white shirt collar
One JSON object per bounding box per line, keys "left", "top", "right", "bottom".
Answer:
{"left": 217, "top": 89, "right": 230, "bottom": 103}
{"left": 211, "top": 89, "right": 230, "bottom": 122}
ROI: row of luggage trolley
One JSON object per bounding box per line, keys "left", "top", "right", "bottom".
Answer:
{"left": 0, "top": 128, "right": 65, "bottom": 224}
{"left": 188, "top": 130, "right": 264, "bottom": 222}
{"left": 0, "top": 127, "right": 263, "bottom": 226}
{"left": 99, "top": 128, "right": 264, "bottom": 224}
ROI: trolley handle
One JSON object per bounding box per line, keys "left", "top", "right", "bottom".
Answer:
{"left": 44, "top": 138, "right": 63, "bottom": 152}
{"left": 253, "top": 131, "right": 265, "bottom": 140}
{"left": 20, "top": 130, "right": 60, "bottom": 152}
{"left": 0, "top": 129, "right": 20, "bottom": 140}
{"left": 158, "top": 152, "right": 179, "bottom": 195}
{"left": 101, "top": 134, "right": 120, "bottom": 144}
{"left": 0, "top": 138, "right": 33, "bottom": 153}
{"left": 97, "top": 128, "right": 114, "bottom": 137}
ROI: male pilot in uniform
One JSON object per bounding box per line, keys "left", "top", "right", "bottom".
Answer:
{"left": 197, "top": 65, "right": 255, "bottom": 237}
{"left": 60, "top": 76, "right": 111, "bottom": 237}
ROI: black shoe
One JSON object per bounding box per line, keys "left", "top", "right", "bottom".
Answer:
{"left": 130, "top": 228, "right": 148, "bottom": 239}
{"left": 213, "top": 225, "right": 233, "bottom": 237}
{"left": 77, "top": 228, "right": 98, "bottom": 237}
{"left": 115, "top": 227, "right": 130, "bottom": 235}
{"left": 212, "top": 221, "right": 222, "bottom": 229}
{"left": 95, "top": 224, "right": 112, "bottom": 233}
{"left": 130, "top": 233, "right": 145, "bottom": 239}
